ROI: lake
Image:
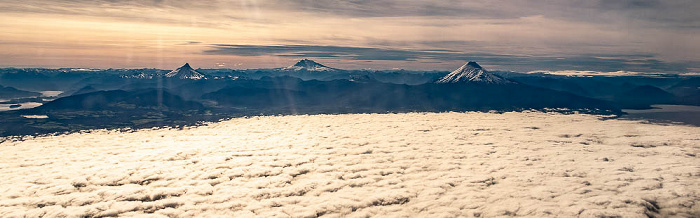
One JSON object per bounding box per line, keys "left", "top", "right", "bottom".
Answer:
{"left": 0, "top": 102, "right": 42, "bottom": 111}
{"left": 622, "top": 104, "right": 700, "bottom": 126}
{"left": 0, "top": 90, "right": 62, "bottom": 111}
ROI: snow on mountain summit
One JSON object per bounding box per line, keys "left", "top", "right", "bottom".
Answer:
{"left": 165, "top": 63, "right": 205, "bottom": 80}
{"left": 283, "top": 59, "right": 337, "bottom": 71}
{"left": 436, "top": 61, "right": 513, "bottom": 84}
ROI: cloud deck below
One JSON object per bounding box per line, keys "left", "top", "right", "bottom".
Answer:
{"left": 0, "top": 112, "right": 698, "bottom": 217}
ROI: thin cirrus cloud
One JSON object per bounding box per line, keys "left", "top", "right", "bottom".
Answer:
{"left": 274, "top": 0, "right": 700, "bottom": 28}
{"left": 204, "top": 44, "right": 691, "bottom": 72}
{"left": 204, "top": 44, "right": 466, "bottom": 61}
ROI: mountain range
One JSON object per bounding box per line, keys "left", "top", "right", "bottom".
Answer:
{"left": 0, "top": 85, "right": 40, "bottom": 99}
{"left": 0, "top": 60, "right": 699, "bottom": 136}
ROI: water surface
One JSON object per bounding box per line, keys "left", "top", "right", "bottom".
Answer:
{"left": 622, "top": 104, "right": 700, "bottom": 126}
{"left": 0, "top": 102, "right": 42, "bottom": 111}
{"left": 39, "top": 91, "right": 63, "bottom": 97}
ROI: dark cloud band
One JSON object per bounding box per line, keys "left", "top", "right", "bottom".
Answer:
{"left": 204, "top": 44, "right": 692, "bottom": 72}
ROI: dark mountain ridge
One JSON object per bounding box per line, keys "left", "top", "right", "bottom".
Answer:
{"left": 35, "top": 89, "right": 203, "bottom": 111}
{"left": 3, "top": 60, "right": 699, "bottom": 136}
{"left": 0, "top": 85, "right": 41, "bottom": 99}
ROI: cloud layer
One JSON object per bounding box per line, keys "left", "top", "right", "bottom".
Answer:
{"left": 1, "top": 112, "right": 698, "bottom": 217}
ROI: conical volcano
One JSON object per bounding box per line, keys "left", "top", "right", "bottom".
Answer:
{"left": 165, "top": 63, "right": 205, "bottom": 80}
{"left": 283, "top": 59, "right": 337, "bottom": 71}
{"left": 436, "top": 61, "right": 512, "bottom": 84}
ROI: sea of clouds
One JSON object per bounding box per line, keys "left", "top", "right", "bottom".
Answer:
{"left": 0, "top": 112, "right": 698, "bottom": 217}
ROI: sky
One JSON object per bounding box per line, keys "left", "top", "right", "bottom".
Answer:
{"left": 0, "top": 0, "right": 698, "bottom": 73}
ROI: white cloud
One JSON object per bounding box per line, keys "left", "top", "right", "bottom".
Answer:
{"left": 20, "top": 115, "right": 48, "bottom": 119}
{"left": 680, "top": 72, "right": 700, "bottom": 76}
{"left": 0, "top": 112, "right": 698, "bottom": 217}
{"left": 526, "top": 70, "right": 663, "bottom": 77}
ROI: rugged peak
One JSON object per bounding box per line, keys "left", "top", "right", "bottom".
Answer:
{"left": 182, "top": 63, "right": 191, "bottom": 68}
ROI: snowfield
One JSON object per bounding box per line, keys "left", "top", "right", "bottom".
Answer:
{"left": 1, "top": 112, "right": 698, "bottom": 217}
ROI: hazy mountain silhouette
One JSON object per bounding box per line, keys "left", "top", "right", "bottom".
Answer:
{"left": 0, "top": 85, "right": 41, "bottom": 98}
{"left": 614, "top": 85, "right": 676, "bottom": 109}
{"left": 668, "top": 77, "right": 700, "bottom": 105}
{"left": 201, "top": 75, "right": 619, "bottom": 114}
{"left": 4, "top": 62, "right": 699, "bottom": 136}
{"left": 35, "top": 89, "right": 203, "bottom": 111}
{"left": 58, "top": 85, "right": 99, "bottom": 97}
{"left": 505, "top": 77, "right": 592, "bottom": 97}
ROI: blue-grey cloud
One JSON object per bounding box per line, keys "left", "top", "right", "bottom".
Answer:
{"left": 598, "top": 0, "right": 661, "bottom": 9}
{"left": 205, "top": 44, "right": 693, "bottom": 72}
{"left": 205, "top": 44, "right": 466, "bottom": 61}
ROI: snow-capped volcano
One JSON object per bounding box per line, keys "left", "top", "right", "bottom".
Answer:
{"left": 165, "top": 63, "right": 205, "bottom": 80}
{"left": 436, "top": 62, "right": 512, "bottom": 84}
{"left": 283, "top": 59, "right": 337, "bottom": 71}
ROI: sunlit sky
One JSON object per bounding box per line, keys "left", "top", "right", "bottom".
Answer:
{"left": 0, "top": 0, "right": 698, "bottom": 72}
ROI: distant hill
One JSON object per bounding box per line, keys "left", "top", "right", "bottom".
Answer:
{"left": 0, "top": 85, "right": 41, "bottom": 99}
{"left": 614, "top": 85, "right": 676, "bottom": 109}
{"left": 669, "top": 77, "right": 700, "bottom": 96}
{"left": 58, "top": 85, "right": 99, "bottom": 97}
{"left": 35, "top": 89, "right": 203, "bottom": 111}
{"left": 668, "top": 77, "right": 700, "bottom": 105}
{"left": 0, "top": 64, "right": 658, "bottom": 137}
{"left": 506, "top": 77, "right": 592, "bottom": 97}
{"left": 202, "top": 76, "right": 620, "bottom": 114}
{"left": 203, "top": 87, "right": 308, "bottom": 108}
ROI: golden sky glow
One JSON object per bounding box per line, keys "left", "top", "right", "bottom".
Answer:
{"left": 0, "top": 0, "right": 698, "bottom": 72}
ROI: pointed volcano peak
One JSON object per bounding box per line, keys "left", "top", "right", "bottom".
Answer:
{"left": 284, "top": 59, "right": 337, "bottom": 71}
{"left": 293, "top": 59, "right": 322, "bottom": 67}
{"left": 296, "top": 59, "right": 312, "bottom": 63}
{"left": 435, "top": 62, "right": 513, "bottom": 84}
{"left": 465, "top": 61, "right": 482, "bottom": 69}
{"left": 165, "top": 63, "right": 204, "bottom": 80}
